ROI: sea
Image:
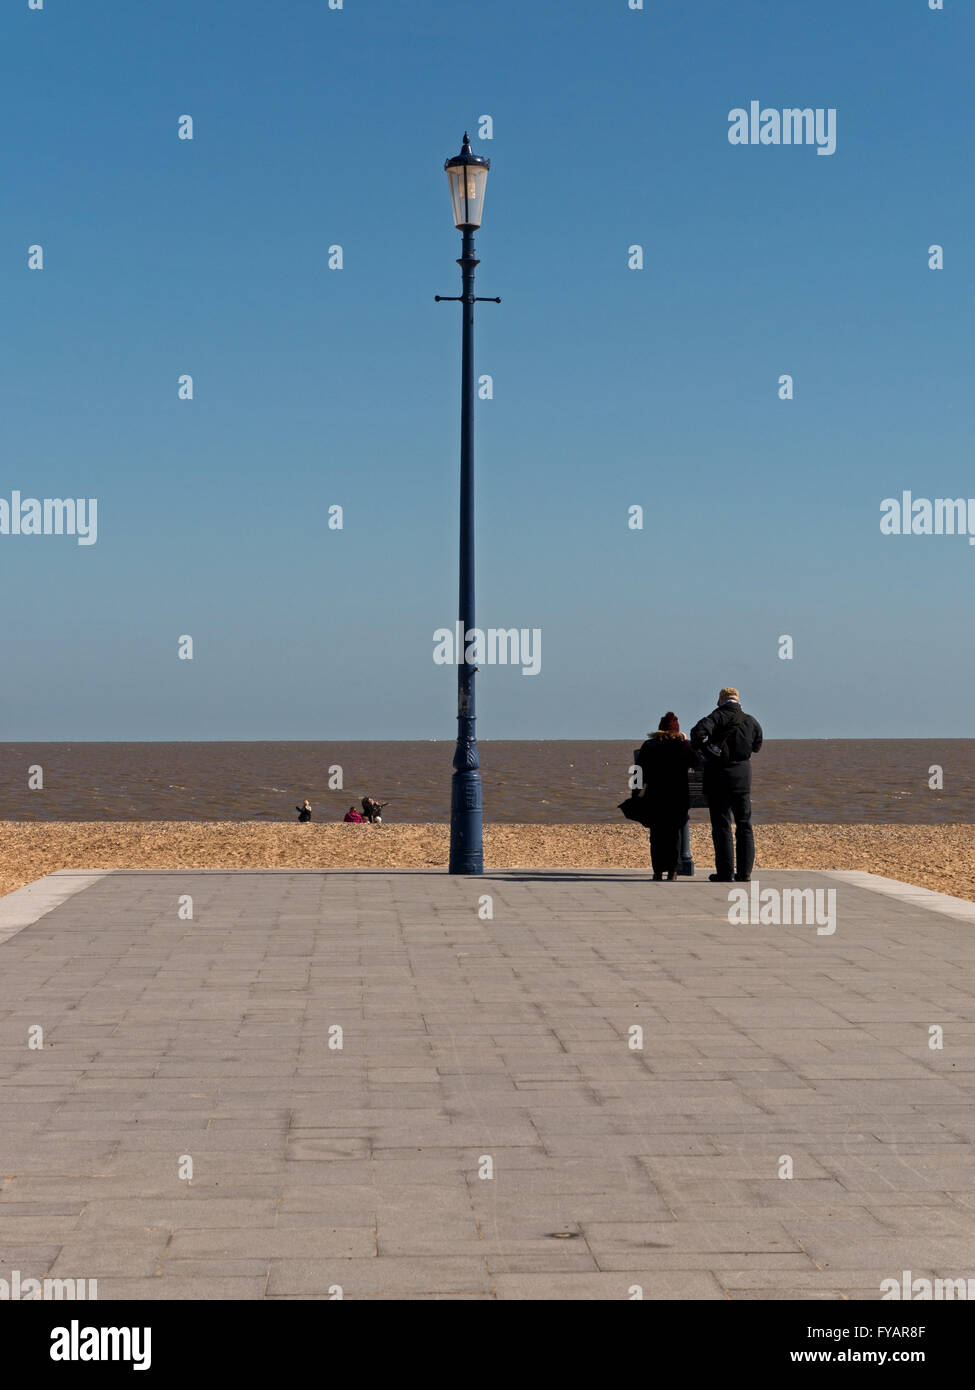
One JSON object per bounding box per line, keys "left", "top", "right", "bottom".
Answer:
{"left": 0, "top": 741, "right": 969, "bottom": 824}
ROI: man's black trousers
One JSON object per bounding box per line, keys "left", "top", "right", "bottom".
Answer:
{"left": 705, "top": 762, "right": 754, "bottom": 881}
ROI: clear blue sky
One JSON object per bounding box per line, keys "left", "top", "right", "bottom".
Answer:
{"left": 1, "top": 0, "right": 971, "bottom": 739}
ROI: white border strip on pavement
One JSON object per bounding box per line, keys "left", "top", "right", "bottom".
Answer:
{"left": 824, "top": 869, "right": 975, "bottom": 923}
{"left": 0, "top": 870, "right": 113, "bottom": 947}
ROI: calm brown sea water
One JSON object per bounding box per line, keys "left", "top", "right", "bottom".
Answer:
{"left": 0, "top": 741, "right": 969, "bottom": 824}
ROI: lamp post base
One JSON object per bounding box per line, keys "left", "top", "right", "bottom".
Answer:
{"left": 449, "top": 767, "right": 483, "bottom": 874}
{"left": 678, "top": 819, "right": 695, "bottom": 876}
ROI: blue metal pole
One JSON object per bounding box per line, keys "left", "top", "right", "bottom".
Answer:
{"left": 448, "top": 228, "right": 483, "bottom": 874}
{"left": 679, "top": 818, "right": 694, "bottom": 876}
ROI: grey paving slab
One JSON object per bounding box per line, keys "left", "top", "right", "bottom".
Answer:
{"left": 0, "top": 871, "right": 112, "bottom": 946}
{"left": 2, "top": 866, "right": 975, "bottom": 1300}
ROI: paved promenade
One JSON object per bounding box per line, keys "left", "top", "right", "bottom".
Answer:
{"left": 2, "top": 866, "right": 975, "bottom": 1300}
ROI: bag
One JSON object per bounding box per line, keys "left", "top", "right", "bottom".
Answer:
{"left": 618, "top": 794, "right": 652, "bottom": 827}
{"left": 705, "top": 710, "right": 749, "bottom": 766}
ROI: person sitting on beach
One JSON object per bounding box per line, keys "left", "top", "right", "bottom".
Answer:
{"left": 361, "top": 796, "right": 386, "bottom": 825}
{"left": 296, "top": 800, "right": 312, "bottom": 823}
{"left": 344, "top": 806, "right": 363, "bottom": 823}
{"left": 636, "top": 713, "right": 702, "bottom": 881}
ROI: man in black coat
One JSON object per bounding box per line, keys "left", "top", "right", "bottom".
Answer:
{"left": 691, "top": 687, "right": 763, "bottom": 883}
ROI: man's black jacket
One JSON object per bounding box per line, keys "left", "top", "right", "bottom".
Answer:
{"left": 691, "top": 705, "right": 763, "bottom": 766}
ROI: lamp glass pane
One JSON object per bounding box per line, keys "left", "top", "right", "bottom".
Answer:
{"left": 446, "top": 164, "right": 488, "bottom": 228}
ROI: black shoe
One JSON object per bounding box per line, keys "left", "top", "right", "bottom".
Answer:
{"left": 734, "top": 874, "right": 751, "bottom": 882}
{"left": 652, "top": 872, "right": 664, "bottom": 881}
{"left": 709, "top": 873, "right": 734, "bottom": 882}
{"left": 666, "top": 871, "right": 677, "bottom": 882}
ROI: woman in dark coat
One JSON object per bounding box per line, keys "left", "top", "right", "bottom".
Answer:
{"left": 636, "top": 712, "right": 702, "bottom": 880}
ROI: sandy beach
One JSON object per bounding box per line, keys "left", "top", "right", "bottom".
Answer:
{"left": 2, "top": 820, "right": 975, "bottom": 903}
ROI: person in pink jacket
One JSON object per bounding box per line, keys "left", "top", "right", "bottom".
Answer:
{"left": 343, "top": 806, "right": 363, "bottom": 823}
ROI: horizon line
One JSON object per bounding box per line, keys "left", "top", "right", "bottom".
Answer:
{"left": 0, "top": 737, "right": 968, "bottom": 745}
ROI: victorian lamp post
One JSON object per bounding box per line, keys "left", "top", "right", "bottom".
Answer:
{"left": 436, "top": 133, "right": 500, "bottom": 875}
